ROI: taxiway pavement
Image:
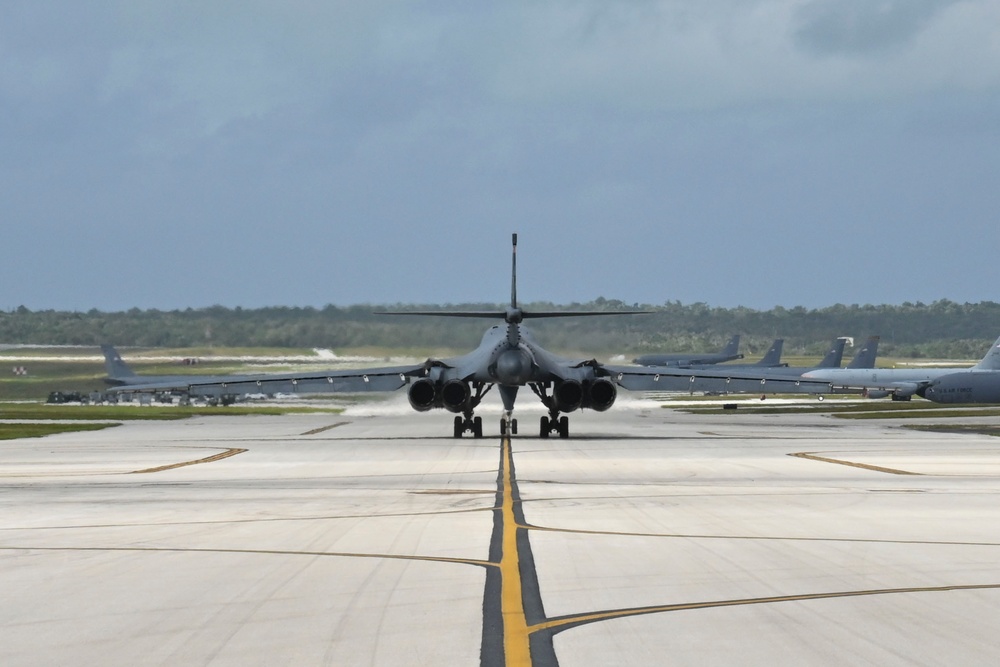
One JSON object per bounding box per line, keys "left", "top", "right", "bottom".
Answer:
{"left": 3, "top": 396, "right": 1000, "bottom": 666}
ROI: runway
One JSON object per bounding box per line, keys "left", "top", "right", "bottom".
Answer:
{"left": 3, "top": 397, "right": 1000, "bottom": 666}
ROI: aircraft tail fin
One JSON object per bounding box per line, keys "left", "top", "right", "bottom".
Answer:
{"left": 846, "top": 336, "right": 879, "bottom": 369}
{"left": 721, "top": 335, "right": 741, "bottom": 358}
{"left": 815, "top": 338, "right": 847, "bottom": 368}
{"left": 511, "top": 232, "right": 517, "bottom": 309}
{"left": 375, "top": 233, "right": 648, "bottom": 323}
{"left": 101, "top": 344, "right": 135, "bottom": 378}
{"left": 972, "top": 335, "right": 1000, "bottom": 370}
{"left": 754, "top": 339, "right": 784, "bottom": 367}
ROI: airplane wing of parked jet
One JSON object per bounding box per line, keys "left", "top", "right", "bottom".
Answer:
{"left": 633, "top": 335, "right": 743, "bottom": 367}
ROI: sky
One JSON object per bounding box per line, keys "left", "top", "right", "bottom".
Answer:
{"left": 2, "top": 1, "right": 999, "bottom": 312}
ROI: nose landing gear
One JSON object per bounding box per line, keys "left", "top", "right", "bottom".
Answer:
{"left": 500, "top": 412, "right": 518, "bottom": 435}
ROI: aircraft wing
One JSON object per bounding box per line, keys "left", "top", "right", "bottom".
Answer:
{"left": 600, "top": 364, "right": 835, "bottom": 395}
{"left": 108, "top": 364, "right": 427, "bottom": 397}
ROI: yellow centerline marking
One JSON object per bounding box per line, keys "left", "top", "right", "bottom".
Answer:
{"left": 789, "top": 451, "right": 920, "bottom": 475}
{"left": 131, "top": 447, "right": 247, "bottom": 474}
{"left": 500, "top": 435, "right": 532, "bottom": 666}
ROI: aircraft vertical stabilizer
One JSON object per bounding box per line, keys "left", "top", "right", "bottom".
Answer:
{"left": 753, "top": 339, "right": 784, "bottom": 367}
{"left": 846, "top": 336, "right": 879, "bottom": 369}
{"left": 101, "top": 344, "right": 136, "bottom": 379}
{"left": 972, "top": 335, "right": 1000, "bottom": 370}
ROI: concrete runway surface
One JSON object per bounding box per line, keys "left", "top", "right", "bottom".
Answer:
{"left": 3, "top": 396, "right": 1000, "bottom": 666}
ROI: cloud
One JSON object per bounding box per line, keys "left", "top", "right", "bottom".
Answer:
{"left": 793, "top": 0, "right": 957, "bottom": 56}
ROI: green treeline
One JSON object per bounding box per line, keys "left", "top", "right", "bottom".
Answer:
{"left": 3, "top": 298, "right": 1000, "bottom": 359}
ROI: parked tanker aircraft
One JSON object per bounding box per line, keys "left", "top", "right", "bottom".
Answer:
{"left": 110, "top": 234, "right": 838, "bottom": 437}
{"left": 704, "top": 338, "right": 786, "bottom": 369}
{"left": 802, "top": 335, "right": 1000, "bottom": 402}
{"left": 605, "top": 337, "right": 874, "bottom": 397}
{"left": 633, "top": 335, "right": 743, "bottom": 367}
{"left": 738, "top": 335, "right": 879, "bottom": 376}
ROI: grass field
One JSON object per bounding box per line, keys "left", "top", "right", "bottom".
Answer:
{"left": 0, "top": 422, "right": 120, "bottom": 441}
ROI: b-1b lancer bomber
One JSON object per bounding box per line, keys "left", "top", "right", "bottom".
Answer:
{"left": 111, "top": 235, "right": 834, "bottom": 437}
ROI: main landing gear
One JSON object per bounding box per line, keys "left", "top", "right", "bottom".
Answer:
{"left": 454, "top": 414, "right": 483, "bottom": 438}
{"left": 540, "top": 414, "right": 569, "bottom": 439}
{"left": 529, "top": 383, "right": 570, "bottom": 438}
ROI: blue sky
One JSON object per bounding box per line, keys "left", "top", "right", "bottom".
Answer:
{"left": 2, "top": 1, "right": 998, "bottom": 311}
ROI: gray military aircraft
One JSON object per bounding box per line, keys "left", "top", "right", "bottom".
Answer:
{"left": 715, "top": 336, "right": 876, "bottom": 381}
{"left": 709, "top": 338, "right": 786, "bottom": 369}
{"left": 110, "top": 234, "right": 836, "bottom": 437}
{"left": 715, "top": 336, "right": 877, "bottom": 373}
{"left": 924, "top": 340, "right": 1000, "bottom": 403}
{"left": 111, "top": 235, "right": 642, "bottom": 437}
{"left": 700, "top": 338, "right": 834, "bottom": 371}
{"left": 608, "top": 336, "right": 876, "bottom": 398}
{"left": 802, "top": 335, "right": 1000, "bottom": 402}
{"left": 633, "top": 335, "right": 742, "bottom": 367}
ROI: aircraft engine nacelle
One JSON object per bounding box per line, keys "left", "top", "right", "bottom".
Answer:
{"left": 554, "top": 379, "right": 584, "bottom": 412}
{"left": 585, "top": 379, "right": 617, "bottom": 412}
{"left": 890, "top": 383, "right": 919, "bottom": 401}
{"left": 407, "top": 378, "right": 439, "bottom": 412}
{"left": 864, "top": 390, "right": 891, "bottom": 399}
{"left": 441, "top": 379, "right": 472, "bottom": 413}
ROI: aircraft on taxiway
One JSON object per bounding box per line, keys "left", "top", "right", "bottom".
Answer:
{"left": 110, "top": 234, "right": 834, "bottom": 438}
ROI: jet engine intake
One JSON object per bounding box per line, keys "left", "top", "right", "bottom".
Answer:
{"left": 554, "top": 379, "right": 584, "bottom": 412}
{"left": 585, "top": 379, "right": 617, "bottom": 412}
{"left": 441, "top": 379, "right": 472, "bottom": 413}
{"left": 407, "top": 378, "right": 438, "bottom": 412}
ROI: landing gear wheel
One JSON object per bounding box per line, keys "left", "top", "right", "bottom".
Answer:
{"left": 558, "top": 416, "right": 569, "bottom": 439}
{"left": 511, "top": 419, "right": 517, "bottom": 435}
{"left": 453, "top": 415, "right": 464, "bottom": 438}
{"left": 500, "top": 419, "right": 507, "bottom": 435}
{"left": 473, "top": 416, "right": 483, "bottom": 438}
{"left": 540, "top": 415, "right": 550, "bottom": 438}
